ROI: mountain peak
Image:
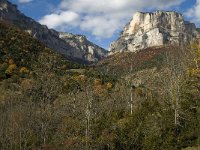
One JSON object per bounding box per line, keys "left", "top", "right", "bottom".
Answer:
{"left": 109, "top": 11, "right": 200, "bottom": 54}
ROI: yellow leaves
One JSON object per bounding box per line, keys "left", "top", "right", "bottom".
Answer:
{"left": 9, "top": 64, "right": 17, "bottom": 69}
{"left": 93, "top": 79, "right": 113, "bottom": 96}
{"left": 4, "top": 58, "right": 18, "bottom": 75}
{"left": 193, "top": 58, "right": 200, "bottom": 62}
{"left": 93, "top": 79, "right": 104, "bottom": 95}
{"left": 5, "top": 64, "right": 17, "bottom": 75}
{"left": 72, "top": 75, "right": 87, "bottom": 83}
{"left": 190, "top": 43, "right": 200, "bottom": 50}
{"left": 189, "top": 42, "right": 200, "bottom": 76}
{"left": 106, "top": 82, "right": 113, "bottom": 90}
{"left": 20, "top": 67, "right": 29, "bottom": 74}
{"left": 94, "top": 79, "right": 102, "bottom": 86}
{"left": 188, "top": 68, "right": 200, "bottom": 77}
{"left": 187, "top": 46, "right": 200, "bottom": 76}
{"left": 197, "top": 49, "right": 200, "bottom": 56}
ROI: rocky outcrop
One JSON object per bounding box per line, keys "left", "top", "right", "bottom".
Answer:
{"left": 0, "top": 0, "right": 107, "bottom": 62}
{"left": 110, "top": 11, "right": 200, "bottom": 54}
{"left": 59, "top": 33, "right": 107, "bottom": 62}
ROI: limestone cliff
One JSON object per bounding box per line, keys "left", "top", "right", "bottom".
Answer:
{"left": 59, "top": 32, "right": 107, "bottom": 62}
{"left": 0, "top": 0, "right": 107, "bottom": 62}
{"left": 110, "top": 11, "right": 200, "bottom": 54}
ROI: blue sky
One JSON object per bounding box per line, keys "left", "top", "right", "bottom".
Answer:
{"left": 9, "top": 0, "right": 200, "bottom": 49}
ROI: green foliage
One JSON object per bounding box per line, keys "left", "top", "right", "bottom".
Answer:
{"left": 0, "top": 22, "right": 85, "bottom": 81}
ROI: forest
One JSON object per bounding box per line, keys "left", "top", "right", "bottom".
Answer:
{"left": 0, "top": 21, "right": 199, "bottom": 150}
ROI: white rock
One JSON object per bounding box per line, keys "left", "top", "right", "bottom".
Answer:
{"left": 110, "top": 11, "right": 200, "bottom": 54}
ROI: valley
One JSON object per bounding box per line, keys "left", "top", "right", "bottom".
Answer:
{"left": 0, "top": 1, "right": 199, "bottom": 150}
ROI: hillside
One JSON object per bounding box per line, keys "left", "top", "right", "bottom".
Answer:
{"left": 0, "top": 21, "right": 85, "bottom": 81}
{"left": 96, "top": 46, "right": 168, "bottom": 76}
{"left": 0, "top": 20, "right": 199, "bottom": 150}
{"left": 0, "top": 1, "right": 199, "bottom": 149}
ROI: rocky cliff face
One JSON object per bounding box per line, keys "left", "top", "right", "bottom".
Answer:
{"left": 59, "top": 33, "right": 107, "bottom": 62}
{"left": 0, "top": 0, "right": 107, "bottom": 62}
{"left": 110, "top": 11, "right": 200, "bottom": 54}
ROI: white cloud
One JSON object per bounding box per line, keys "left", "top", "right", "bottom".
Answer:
{"left": 39, "top": 0, "right": 185, "bottom": 38}
{"left": 185, "top": 0, "right": 200, "bottom": 22}
{"left": 39, "top": 11, "right": 80, "bottom": 29}
{"left": 18, "top": 0, "right": 33, "bottom": 3}
{"left": 59, "top": 0, "right": 184, "bottom": 13}
{"left": 80, "top": 15, "right": 122, "bottom": 38}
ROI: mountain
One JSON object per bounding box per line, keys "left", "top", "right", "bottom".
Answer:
{"left": 59, "top": 32, "right": 107, "bottom": 62}
{"left": 0, "top": 21, "right": 85, "bottom": 80}
{"left": 0, "top": 4, "right": 199, "bottom": 149}
{"left": 0, "top": 0, "right": 107, "bottom": 62}
{"left": 109, "top": 11, "right": 200, "bottom": 54}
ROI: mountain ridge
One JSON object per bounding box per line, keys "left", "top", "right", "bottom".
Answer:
{"left": 0, "top": 2, "right": 199, "bottom": 149}
{"left": 0, "top": 0, "right": 108, "bottom": 63}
